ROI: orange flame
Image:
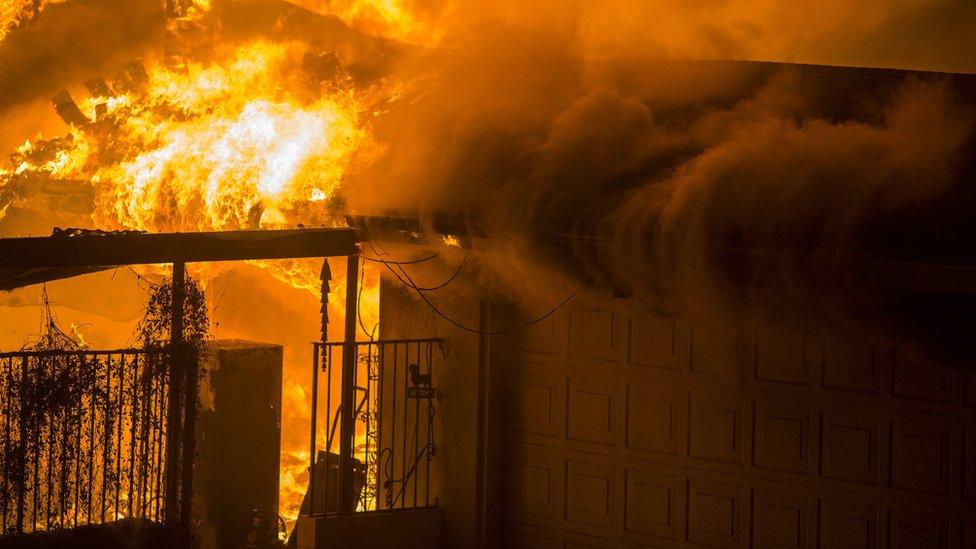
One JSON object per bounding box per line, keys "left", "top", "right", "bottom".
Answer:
{"left": 88, "top": 41, "right": 365, "bottom": 233}
{"left": 1, "top": 3, "right": 396, "bottom": 532}
{"left": 0, "top": 0, "right": 66, "bottom": 42}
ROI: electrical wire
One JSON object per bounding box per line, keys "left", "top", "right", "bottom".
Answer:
{"left": 357, "top": 261, "right": 379, "bottom": 341}
{"left": 393, "top": 251, "right": 468, "bottom": 292}
{"left": 361, "top": 253, "right": 442, "bottom": 265}
{"left": 359, "top": 237, "right": 579, "bottom": 335}
{"left": 124, "top": 265, "right": 159, "bottom": 292}
{"left": 380, "top": 260, "right": 581, "bottom": 335}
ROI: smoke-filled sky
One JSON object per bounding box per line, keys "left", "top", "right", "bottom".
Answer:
{"left": 294, "top": 0, "right": 976, "bottom": 73}
{"left": 2, "top": 0, "right": 975, "bottom": 115}
{"left": 328, "top": 0, "right": 976, "bottom": 351}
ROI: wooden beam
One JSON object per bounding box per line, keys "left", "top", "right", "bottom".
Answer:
{"left": 0, "top": 228, "right": 360, "bottom": 269}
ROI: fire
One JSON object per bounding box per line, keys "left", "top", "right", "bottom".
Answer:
{"left": 0, "top": 0, "right": 396, "bottom": 533}
{"left": 0, "top": 0, "right": 65, "bottom": 42}
{"left": 89, "top": 41, "right": 366, "bottom": 232}
{"left": 293, "top": 0, "right": 431, "bottom": 44}
{"left": 2, "top": 37, "right": 374, "bottom": 295}
{"left": 10, "top": 127, "right": 91, "bottom": 178}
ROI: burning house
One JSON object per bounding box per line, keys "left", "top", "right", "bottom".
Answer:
{"left": 1, "top": 0, "right": 976, "bottom": 548}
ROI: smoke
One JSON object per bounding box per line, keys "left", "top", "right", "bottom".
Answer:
{"left": 606, "top": 75, "right": 973, "bottom": 314}
{"left": 0, "top": 0, "right": 165, "bottom": 114}
{"left": 293, "top": 0, "right": 976, "bottom": 73}
{"left": 338, "top": 3, "right": 975, "bottom": 357}
{"left": 1, "top": 0, "right": 974, "bottom": 352}
{"left": 573, "top": 0, "right": 976, "bottom": 74}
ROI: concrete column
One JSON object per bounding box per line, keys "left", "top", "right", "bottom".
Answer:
{"left": 194, "top": 340, "right": 283, "bottom": 549}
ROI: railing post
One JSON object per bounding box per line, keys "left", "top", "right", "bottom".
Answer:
{"left": 338, "top": 253, "right": 359, "bottom": 513}
{"left": 308, "top": 343, "right": 319, "bottom": 515}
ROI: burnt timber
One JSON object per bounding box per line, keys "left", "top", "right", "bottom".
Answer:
{"left": 0, "top": 228, "right": 359, "bottom": 270}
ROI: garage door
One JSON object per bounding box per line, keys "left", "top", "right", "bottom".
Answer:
{"left": 500, "top": 297, "right": 976, "bottom": 548}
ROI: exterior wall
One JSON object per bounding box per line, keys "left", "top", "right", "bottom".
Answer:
{"left": 498, "top": 295, "right": 976, "bottom": 548}
{"left": 379, "top": 275, "right": 485, "bottom": 548}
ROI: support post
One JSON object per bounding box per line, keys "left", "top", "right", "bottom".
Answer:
{"left": 180, "top": 269, "right": 198, "bottom": 529}
{"left": 164, "top": 262, "right": 186, "bottom": 526}
{"left": 338, "top": 253, "right": 359, "bottom": 513}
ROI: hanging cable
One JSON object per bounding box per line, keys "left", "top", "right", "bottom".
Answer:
{"left": 393, "top": 251, "right": 468, "bottom": 292}
{"left": 361, "top": 253, "right": 442, "bottom": 266}
{"left": 380, "top": 260, "right": 580, "bottom": 335}
{"left": 357, "top": 263, "right": 379, "bottom": 341}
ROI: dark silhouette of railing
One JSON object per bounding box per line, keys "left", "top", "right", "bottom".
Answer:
{"left": 0, "top": 348, "right": 175, "bottom": 535}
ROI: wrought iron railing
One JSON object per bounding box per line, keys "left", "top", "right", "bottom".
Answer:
{"left": 0, "top": 348, "right": 174, "bottom": 535}
{"left": 306, "top": 338, "right": 441, "bottom": 516}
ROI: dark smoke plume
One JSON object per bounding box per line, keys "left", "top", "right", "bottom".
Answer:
{"left": 0, "top": 0, "right": 165, "bottom": 114}
{"left": 344, "top": 34, "right": 976, "bottom": 361}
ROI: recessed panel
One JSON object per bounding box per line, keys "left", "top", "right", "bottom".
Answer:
{"left": 821, "top": 408, "right": 882, "bottom": 485}
{"left": 755, "top": 326, "right": 817, "bottom": 386}
{"left": 566, "top": 460, "right": 616, "bottom": 529}
{"left": 509, "top": 367, "right": 565, "bottom": 438}
{"left": 570, "top": 309, "right": 618, "bottom": 361}
{"left": 690, "top": 391, "right": 745, "bottom": 464}
{"left": 508, "top": 448, "right": 562, "bottom": 519}
{"left": 518, "top": 313, "right": 565, "bottom": 355}
{"left": 890, "top": 512, "right": 951, "bottom": 549}
{"left": 626, "top": 380, "right": 681, "bottom": 456}
{"left": 819, "top": 500, "right": 879, "bottom": 549}
{"left": 822, "top": 337, "right": 883, "bottom": 394}
{"left": 690, "top": 324, "right": 743, "bottom": 378}
{"left": 754, "top": 401, "right": 812, "bottom": 474}
{"left": 625, "top": 470, "right": 677, "bottom": 540}
{"left": 688, "top": 480, "right": 744, "bottom": 548}
{"left": 629, "top": 312, "right": 680, "bottom": 369}
{"left": 568, "top": 375, "right": 619, "bottom": 445}
{"left": 892, "top": 351, "right": 954, "bottom": 403}
{"left": 754, "top": 491, "right": 808, "bottom": 549}
{"left": 891, "top": 414, "right": 952, "bottom": 495}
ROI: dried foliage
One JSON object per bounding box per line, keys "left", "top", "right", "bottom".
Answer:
{"left": 0, "top": 278, "right": 208, "bottom": 535}
{"left": 0, "top": 295, "right": 102, "bottom": 533}
{"left": 137, "top": 274, "right": 209, "bottom": 350}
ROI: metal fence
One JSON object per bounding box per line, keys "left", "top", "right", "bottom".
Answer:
{"left": 307, "top": 338, "right": 441, "bottom": 516}
{"left": 0, "top": 349, "right": 172, "bottom": 534}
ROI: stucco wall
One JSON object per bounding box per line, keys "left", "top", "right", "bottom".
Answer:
{"left": 379, "top": 274, "right": 484, "bottom": 548}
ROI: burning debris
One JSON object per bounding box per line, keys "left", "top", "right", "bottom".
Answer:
{"left": 0, "top": 0, "right": 66, "bottom": 43}
{"left": 1, "top": 44, "right": 367, "bottom": 235}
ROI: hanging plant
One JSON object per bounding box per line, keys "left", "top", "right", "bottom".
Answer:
{"left": 136, "top": 273, "right": 209, "bottom": 350}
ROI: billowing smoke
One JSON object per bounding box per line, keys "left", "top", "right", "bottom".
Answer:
{"left": 338, "top": 2, "right": 975, "bottom": 359}
{"left": 0, "top": 0, "right": 165, "bottom": 114}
